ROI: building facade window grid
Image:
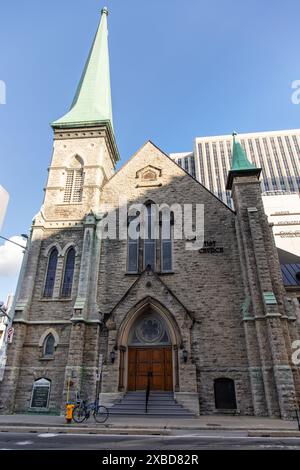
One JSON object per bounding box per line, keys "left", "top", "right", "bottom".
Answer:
{"left": 285, "top": 136, "right": 299, "bottom": 187}
{"left": 226, "top": 192, "right": 233, "bottom": 208}
{"left": 292, "top": 135, "right": 300, "bottom": 159}
{"left": 270, "top": 137, "right": 285, "bottom": 183}
{"left": 198, "top": 143, "right": 206, "bottom": 186}
{"left": 291, "top": 135, "right": 300, "bottom": 190}
{"left": 255, "top": 139, "right": 269, "bottom": 191}
{"left": 219, "top": 141, "right": 229, "bottom": 203}
{"left": 212, "top": 142, "right": 222, "bottom": 195}
{"left": 205, "top": 143, "right": 214, "bottom": 191}
{"left": 277, "top": 137, "right": 295, "bottom": 191}
{"left": 184, "top": 157, "right": 189, "bottom": 173}
{"left": 247, "top": 139, "right": 258, "bottom": 167}
{"left": 190, "top": 156, "right": 196, "bottom": 178}
{"left": 262, "top": 138, "right": 277, "bottom": 190}
{"left": 226, "top": 141, "right": 232, "bottom": 165}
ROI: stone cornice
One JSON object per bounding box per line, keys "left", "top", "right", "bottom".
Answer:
{"left": 12, "top": 319, "right": 102, "bottom": 325}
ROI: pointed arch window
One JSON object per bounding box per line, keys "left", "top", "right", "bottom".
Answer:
{"left": 161, "top": 231, "right": 173, "bottom": 273}
{"left": 160, "top": 207, "right": 173, "bottom": 273}
{"left": 127, "top": 202, "right": 173, "bottom": 274}
{"left": 61, "top": 247, "right": 76, "bottom": 298}
{"left": 128, "top": 232, "right": 139, "bottom": 274}
{"left": 143, "top": 203, "right": 156, "bottom": 270}
{"left": 43, "top": 334, "right": 55, "bottom": 358}
{"left": 43, "top": 248, "right": 58, "bottom": 298}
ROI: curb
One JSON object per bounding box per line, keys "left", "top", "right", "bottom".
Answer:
{"left": 0, "top": 424, "right": 299, "bottom": 436}
{"left": 0, "top": 426, "right": 171, "bottom": 436}
{"left": 248, "top": 430, "right": 300, "bottom": 438}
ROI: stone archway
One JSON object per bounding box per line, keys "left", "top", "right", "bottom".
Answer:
{"left": 116, "top": 298, "right": 182, "bottom": 393}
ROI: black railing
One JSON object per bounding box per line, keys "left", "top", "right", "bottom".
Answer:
{"left": 145, "top": 372, "right": 152, "bottom": 413}
{"left": 296, "top": 409, "right": 300, "bottom": 431}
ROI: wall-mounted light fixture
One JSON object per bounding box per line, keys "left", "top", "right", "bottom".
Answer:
{"left": 182, "top": 350, "right": 188, "bottom": 363}
{"left": 110, "top": 351, "right": 116, "bottom": 364}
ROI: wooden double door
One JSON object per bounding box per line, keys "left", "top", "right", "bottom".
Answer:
{"left": 128, "top": 347, "right": 173, "bottom": 391}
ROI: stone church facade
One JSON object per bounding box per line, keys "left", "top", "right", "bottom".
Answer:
{"left": 1, "top": 8, "right": 300, "bottom": 418}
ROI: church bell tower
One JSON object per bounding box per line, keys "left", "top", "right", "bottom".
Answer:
{"left": 45, "top": 6, "right": 119, "bottom": 220}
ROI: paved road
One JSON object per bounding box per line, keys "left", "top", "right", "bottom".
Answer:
{"left": 0, "top": 431, "right": 300, "bottom": 450}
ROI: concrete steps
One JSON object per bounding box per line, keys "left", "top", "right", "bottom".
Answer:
{"left": 108, "top": 392, "right": 195, "bottom": 417}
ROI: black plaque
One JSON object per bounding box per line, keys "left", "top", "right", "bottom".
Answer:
{"left": 31, "top": 385, "right": 50, "bottom": 408}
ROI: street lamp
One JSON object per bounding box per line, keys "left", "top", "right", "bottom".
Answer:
{"left": 0, "top": 302, "right": 12, "bottom": 322}
{"left": 0, "top": 234, "right": 28, "bottom": 251}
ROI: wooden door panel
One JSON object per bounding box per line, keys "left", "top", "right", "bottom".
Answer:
{"left": 152, "top": 362, "right": 164, "bottom": 373}
{"left": 136, "top": 375, "right": 148, "bottom": 390}
{"left": 152, "top": 349, "right": 163, "bottom": 361}
{"left": 127, "top": 348, "right": 137, "bottom": 391}
{"left": 138, "top": 349, "right": 150, "bottom": 361}
{"left": 152, "top": 376, "right": 164, "bottom": 390}
{"left": 164, "top": 348, "right": 173, "bottom": 391}
{"left": 136, "top": 349, "right": 151, "bottom": 390}
{"left": 127, "top": 347, "right": 173, "bottom": 391}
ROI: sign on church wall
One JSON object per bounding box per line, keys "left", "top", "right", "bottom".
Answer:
{"left": 30, "top": 378, "right": 51, "bottom": 409}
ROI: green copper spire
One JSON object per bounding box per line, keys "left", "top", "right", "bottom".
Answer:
{"left": 231, "top": 132, "right": 256, "bottom": 171}
{"left": 226, "top": 132, "right": 261, "bottom": 190}
{"left": 52, "top": 7, "right": 114, "bottom": 130}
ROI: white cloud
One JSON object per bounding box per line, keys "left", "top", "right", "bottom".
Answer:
{"left": 0, "top": 236, "right": 26, "bottom": 276}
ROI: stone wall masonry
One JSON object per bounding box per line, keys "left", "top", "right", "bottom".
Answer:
{"left": 3, "top": 141, "right": 298, "bottom": 417}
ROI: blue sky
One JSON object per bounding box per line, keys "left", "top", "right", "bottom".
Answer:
{"left": 0, "top": 0, "right": 300, "bottom": 301}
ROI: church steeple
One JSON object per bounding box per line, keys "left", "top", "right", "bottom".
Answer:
{"left": 226, "top": 132, "right": 261, "bottom": 189}
{"left": 231, "top": 132, "right": 256, "bottom": 171}
{"left": 52, "top": 7, "right": 116, "bottom": 141}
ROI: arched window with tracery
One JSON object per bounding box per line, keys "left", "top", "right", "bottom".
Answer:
{"left": 61, "top": 247, "right": 76, "bottom": 298}
{"left": 43, "top": 333, "right": 55, "bottom": 357}
{"left": 43, "top": 248, "right": 58, "bottom": 298}
{"left": 127, "top": 201, "right": 173, "bottom": 273}
{"left": 144, "top": 203, "right": 156, "bottom": 270}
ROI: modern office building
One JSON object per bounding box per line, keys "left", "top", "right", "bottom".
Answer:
{"left": 263, "top": 192, "right": 300, "bottom": 261}
{"left": 0, "top": 186, "right": 9, "bottom": 231}
{"left": 171, "top": 130, "right": 300, "bottom": 209}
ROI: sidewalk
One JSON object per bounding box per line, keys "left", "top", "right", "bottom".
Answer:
{"left": 0, "top": 413, "right": 300, "bottom": 436}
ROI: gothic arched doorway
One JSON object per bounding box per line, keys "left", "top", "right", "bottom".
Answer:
{"left": 128, "top": 312, "right": 172, "bottom": 391}
{"left": 117, "top": 300, "right": 180, "bottom": 392}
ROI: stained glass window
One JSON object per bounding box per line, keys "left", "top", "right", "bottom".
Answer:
{"left": 43, "top": 248, "right": 58, "bottom": 298}
{"left": 44, "top": 334, "right": 55, "bottom": 357}
{"left": 61, "top": 248, "right": 75, "bottom": 298}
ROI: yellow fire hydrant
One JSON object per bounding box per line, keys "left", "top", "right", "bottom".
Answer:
{"left": 65, "top": 404, "right": 75, "bottom": 424}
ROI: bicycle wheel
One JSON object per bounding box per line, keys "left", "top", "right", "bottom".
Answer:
{"left": 94, "top": 405, "right": 109, "bottom": 423}
{"left": 72, "top": 404, "right": 87, "bottom": 423}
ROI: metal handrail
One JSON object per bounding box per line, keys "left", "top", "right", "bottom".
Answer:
{"left": 296, "top": 409, "right": 300, "bottom": 431}
{"left": 145, "top": 371, "right": 152, "bottom": 413}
